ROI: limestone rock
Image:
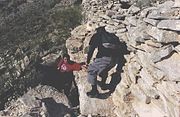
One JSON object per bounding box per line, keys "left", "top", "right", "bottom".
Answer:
{"left": 140, "top": 7, "right": 157, "bottom": 18}
{"left": 157, "top": 20, "right": 180, "bottom": 31}
{"left": 146, "top": 26, "right": 180, "bottom": 43}
{"left": 150, "top": 45, "right": 174, "bottom": 63}
{"left": 156, "top": 53, "right": 180, "bottom": 81}
{"left": 175, "top": 45, "right": 180, "bottom": 52}
{"left": 143, "top": 18, "right": 159, "bottom": 26}
{"left": 173, "top": 0, "right": 180, "bottom": 7}
{"left": 59, "top": 0, "right": 180, "bottom": 117}
{"left": 74, "top": 71, "right": 116, "bottom": 117}
{"left": 128, "top": 5, "right": 140, "bottom": 14}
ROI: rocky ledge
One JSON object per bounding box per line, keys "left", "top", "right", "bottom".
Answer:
{"left": 66, "top": 0, "right": 180, "bottom": 116}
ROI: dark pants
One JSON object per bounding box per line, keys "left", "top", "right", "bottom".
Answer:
{"left": 60, "top": 72, "right": 74, "bottom": 96}
{"left": 87, "top": 57, "right": 112, "bottom": 85}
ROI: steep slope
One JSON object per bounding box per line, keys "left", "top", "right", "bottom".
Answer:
{"left": 0, "top": 0, "right": 82, "bottom": 110}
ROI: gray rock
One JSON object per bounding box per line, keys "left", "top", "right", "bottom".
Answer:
{"left": 143, "top": 18, "right": 159, "bottom": 26}
{"left": 116, "top": 28, "right": 127, "bottom": 33}
{"left": 145, "top": 96, "right": 151, "bottom": 104}
{"left": 157, "top": 1, "right": 174, "bottom": 9}
{"left": 147, "top": 1, "right": 176, "bottom": 20}
{"left": 74, "top": 71, "right": 116, "bottom": 116}
{"left": 147, "top": 9, "right": 169, "bottom": 20}
{"left": 106, "top": 10, "right": 116, "bottom": 17}
{"left": 140, "top": 7, "right": 157, "bottom": 18}
{"left": 120, "top": 0, "right": 130, "bottom": 3}
{"left": 156, "top": 52, "right": 180, "bottom": 81}
{"left": 112, "top": 14, "right": 126, "bottom": 20}
{"left": 125, "top": 16, "right": 138, "bottom": 26}
{"left": 105, "top": 25, "right": 116, "bottom": 33}
{"left": 107, "top": 3, "right": 113, "bottom": 9}
{"left": 128, "top": 5, "right": 140, "bottom": 14}
{"left": 150, "top": 45, "right": 174, "bottom": 63}
{"left": 100, "top": 14, "right": 111, "bottom": 20}
{"left": 174, "top": 45, "right": 180, "bottom": 52}
{"left": 173, "top": 0, "right": 180, "bottom": 7}
{"left": 127, "top": 24, "right": 149, "bottom": 45}
{"left": 146, "top": 26, "right": 179, "bottom": 43}
{"left": 157, "top": 20, "right": 180, "bottom": 31}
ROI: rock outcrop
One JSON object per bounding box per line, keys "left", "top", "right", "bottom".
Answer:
{"left": 0, "top": 85, "right": 74, "bottom": 117}
{"left": 66, "top": 0, "right": 180, "bottom": 116}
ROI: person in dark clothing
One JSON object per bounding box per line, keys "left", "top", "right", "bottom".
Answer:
{"left": 86, "top": 26, "right": 120, "bottom": 98}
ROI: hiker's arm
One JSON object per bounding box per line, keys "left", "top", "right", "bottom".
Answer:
{"left": 69, "top": 63, "right": 82, "bottom": 71}
{"left": 87, "top": 34, "right": 99, "bottom": 64}
{"left": 87, "top": 45, "right": 96, "bottom": 64}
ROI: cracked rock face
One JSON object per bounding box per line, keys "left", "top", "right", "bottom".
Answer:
{"left": 67, "top": 0, "right": 180, "bottom": 116}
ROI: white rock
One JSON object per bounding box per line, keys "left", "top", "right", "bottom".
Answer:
{"left": 157, "top": 20, "right": 180, "bottom": 31}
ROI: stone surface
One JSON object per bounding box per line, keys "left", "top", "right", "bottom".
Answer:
{"left": 74, "top": 1, "right": 180, "bottom": 116}
{"left": 173, "top": 0, "right": 180, "bottom": 7}
{"left": 156, "top": 53, "right": 180, "bottom": 81}
{"left": 146, "top": 26, "right": 180, "bottom": 43}
{"left": 1, "top": 0, "right": 180, "bottom": 117}
{"left": 0, "top": 85, "right": 73, "bottom": 117}
{"left": 74, "top": 71, "right": 116, "bottom": 116}
{"left": 157, "top": 20, "right": 180, "bottom": 31}
{"left": 143, "top": 18, "right": 159, "bottom": 26}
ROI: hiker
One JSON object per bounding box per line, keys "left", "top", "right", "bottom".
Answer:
{"left": 86, "top": 26, "right": 121, "bottom": 98}
{"left": 57, "top": 54, "right": 85, "bottom": 72}
{"left": 57, "top": 53, "right": 86, "bottom": 95}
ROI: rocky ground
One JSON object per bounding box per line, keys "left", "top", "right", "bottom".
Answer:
{"left": 67, "top": 0, "right": 180, "bottom": 116}
{"left": 0, "top": 0, "right": 180, "bottom": 117}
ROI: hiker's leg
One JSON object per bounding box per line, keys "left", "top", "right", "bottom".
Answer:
{"left": 97, "top": 57, "right": 112, "bottom": 88}
{"left": 87, "top": 60, "right": 99, "bottom": 85}
{"left": 64, "top": 72, "right": 74, "bottom": 96}
{"left": 87, "top": 60, "right": 99, "bottom": 98}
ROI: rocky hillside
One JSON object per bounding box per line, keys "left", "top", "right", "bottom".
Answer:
{"left": 0, "top": 0, "right": 180, "bottom": 117}
{"left": 66, "top": 0, "right": 180, "bottom": 116}
{"left": 0, "top": 0, "right": 82, "bottom": 111}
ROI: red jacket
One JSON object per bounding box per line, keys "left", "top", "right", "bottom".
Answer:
{"left": 57, "top": 59, "right": 82, "bottom": 72}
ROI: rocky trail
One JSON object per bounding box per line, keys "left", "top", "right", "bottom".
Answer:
{"left": 0, "top": 0, "right": 180, "bottom": 117}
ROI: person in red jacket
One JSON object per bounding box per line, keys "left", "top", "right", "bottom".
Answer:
{"left": 57, "top": 54, "right": 83, "bottom": 72}
{"left": 57, "top": 53, "right": 86, "bottom": 96}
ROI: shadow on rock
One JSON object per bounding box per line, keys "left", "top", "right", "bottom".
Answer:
{"left": 37, "top": 97, "right": 75, "bottom": 117}
{"left": 97, "top": 72, "right": 121, "bottom": 99}
{"left": 35, "top": 64, "right": 64, "bottom": 90}
{"left": 35, "top": 63, "right": 79, "bottom": 107}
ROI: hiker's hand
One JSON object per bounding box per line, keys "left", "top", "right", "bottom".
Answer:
{"left": 85, "top": 62, "right": 89, "bottom": 66}
{"left": 82, "top": 65, "right": 87, "bottom": 69}
{"left": 81, "top": 65, "right": 88, "bottom": 72}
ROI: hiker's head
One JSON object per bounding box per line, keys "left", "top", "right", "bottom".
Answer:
{"left": 96, "top": 26, "right": 106, "bottom": 33}
{"left": 62, "top": 54, "right": 70, "bottom": 63}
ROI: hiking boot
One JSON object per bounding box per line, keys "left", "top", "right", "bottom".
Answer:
{"left": 86, "top": 90, "right": 99, "bottom": 98}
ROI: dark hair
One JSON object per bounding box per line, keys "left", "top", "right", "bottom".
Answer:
{"left": 62, "top": 53, "right": 70, "bottom": 61}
